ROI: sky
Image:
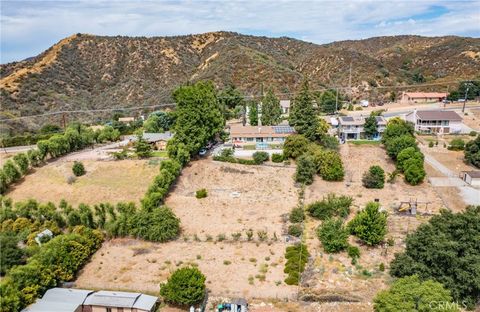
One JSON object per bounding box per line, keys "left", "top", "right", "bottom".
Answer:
{"left": 1, "top": 0, "right": 479, "bottom": 63}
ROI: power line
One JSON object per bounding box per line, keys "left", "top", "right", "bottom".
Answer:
{"left": 0, "top": 80, "right": 469, "bottom": 122}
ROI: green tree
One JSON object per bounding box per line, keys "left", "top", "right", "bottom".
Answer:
{"left": 3, "top": 160, "right": 21, "bottom": 185}
{"left": 464, "top": 135, "right": 480, "bottom": 168}
{"left": 396, "top": 147, "right": 424, "bottom": 171}
{"left": 294, "top": 154, "right": 316, "bottom": 185}
{"left": 448, "top": 138, "right": 465, "bottom": 151}
{"left": 362, "top": 165, "right": 385, "bottom": 189}
{"left": 386, "top": 135, "right": 418, "bottom": 160}
{"left": 283, "top": 134, "right": 310, "bottom": 159}
{"left": 311, "top": 149, "right": 344, "bottom": 181}
{"left": 26, "top": 149, "right": 42, "bottom": 167}
{"left": 317, "top": 218, "right": 349, "bottom": 253}
{"left": 167, "top": 81, "right": 224, "bottom": 163}
{"left": 374, "top": 275, "right": 459, "bottom": 312}
{"left": 143, "top": 111, "right": 174, "bottom": 133}
{"left": 252, "top": 151, "right": 269, "bottom": 164}
{"left": 364, "top": 115, "right": 378, "bottom": 139}
{"left": 12, "top": 153, "right": 29, "bottom": 175}
{"left": 403, "top": 161, "right": 426, "bottom": 185}
{"left": 218, "top": 84, "right": 245, "bottom": 119}
{"left": 72, "top": 161, "right": 86, "bottom": 177}
{"left": 0, "top": 170, "right": 7, "bottom": 194}
{"left": 260, "top": 89, "right": 282, "bottom": 126}
{"left": 160, "top": 267, "right": 206, "bottom": 306}
{"left": 289, "top": 80, "right": 319, "bottom": 140}
{"left": 317, "top": 90, "right": 338, "bottom": 114}
{"left": 134, "top": 133, "right": 153, "bottom": 158}
{"left": 248, "top": 100, "right": 259, "bottom": 126}
{"left": 389, "top": 206, "right": 480, "bottom": 309}
{"left": 347, "top": 202, "right": 387, "bottom": 246}
{"left": 382, "top": 118, "right": 414, "bottom": 144}
{"left": 0, "top": 234, "right": 25, "bottom": 275}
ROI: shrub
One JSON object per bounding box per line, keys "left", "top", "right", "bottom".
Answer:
{"left": 317, "top": 218, "right": 349, "bottom": 253}
{"left": 160, "top": 266, "right": 206, "bottom": 306}
{"left": 252, "top": 151, "right": 269, "bottom": 164}
{"left": 469, "top": 131, "right": 477, "bottom": 136}
{"left": 283, "top": 134, "right": 310, "bottom": 159}
{"left": 389, "top": 206, "right": 480, "bottom": 309}
{"left": 448, "top": 138, "right": 465, "bottom": 151}
{"left": 0, "top": 170, "right": 7, "bottom": 194}
{"left": 289, "top": 207, "right": 305, "bottom": 223}
{"left": 3, "top": 160, "right": 21, "bottom": 184}
{"left": 378, "top": 263, "right": 385, "bottom": 272}
{"left": 288, "top": 224, "right": 302, "bottom": 237}
{"left": 134, "top": 134, "right": 153, "bottom": 158}
{"left": 307, "top": 194, "right": 352, "bottom": 220}
{"left": 130, "top": 206, "right": 180, "bottom": 242}
{"left": 382, "top": 118, "right": 414, "bottom": 144}
{"left": 464, "top": 135, "right": 480, "bottom": 168}
{"left": 112, "top": 149, "right": 128, "bottom": 160}
{"left": 428, "top": 141, "right": 434, "bottom": 148}
{"left": 0, "top": 233, "right": 25, "bottom": 275}
{"left": 374, "top": 276, "right": 458, "bottom": 312}
{"left": 403, "top": 161, "right": 426, "bottom": 185}
{"left": 271, "top": 153, "right": 284, "bottom": 163}
{"left": 195, "top": 188, "right": 208, "bottom": 199}
{"left": 347, "top": 245, "right": 360, "bottom": 264}
{"left": 347, "top": 202, "right": 387, "bottom": 246}
{"left": 13, "top": 153, "right": 29, "bottom": 175}
{"left": 311, "top": 149, "right": 344, "bottom": 181}
{"left": 294, "top": 154, "right": 316, "bottom": 185}
{"left": 362, "top": 165, "right": 385, "bottom": 189}
{"left": 72, "top": 161, "right": 86, "bottom": 177}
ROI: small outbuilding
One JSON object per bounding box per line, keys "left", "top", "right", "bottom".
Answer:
{"left": 35, "top": 229, "right": 53, "bottom": 246}
{"left": 461, "top": 171, "right": 480, "bottom": 187}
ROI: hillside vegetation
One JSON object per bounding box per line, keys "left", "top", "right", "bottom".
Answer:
{"left": 1, "top": 32, "right": 479, "bottom": 133}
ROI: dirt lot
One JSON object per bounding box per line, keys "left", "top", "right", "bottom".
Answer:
{"left": 75, "top": 239, "right": 296, "bottom": 300}
{"left": 165, "top": 160, "right": 298, "bottom": 238}
{"left": 6, "top": 159, "right": 159, "bottom": 205}
{"left": 300, "top": 143, "right": 446, "bottom": 307}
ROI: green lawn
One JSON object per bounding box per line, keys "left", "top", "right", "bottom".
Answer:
{"left": 349, "top": 140, "right": 381, "bottom": 145}
{"left": 151, "top": 150, "right": 168, "bottom": 157}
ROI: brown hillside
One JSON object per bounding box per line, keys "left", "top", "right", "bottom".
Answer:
{"left": 1, "top": 32, "right": 479, "bottom": 133}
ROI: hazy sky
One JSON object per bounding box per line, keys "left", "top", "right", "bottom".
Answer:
{"left": 1, "top": 0, "right": 479, "bottom": 63}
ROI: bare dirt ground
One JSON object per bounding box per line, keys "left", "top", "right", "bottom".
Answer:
{"left": 463, "top": 108, "right": 480, "bottom": 130}
{"left": 300, "top": 143, "right": 446, "bottom": 310}
{"left": 7, "top": 159, "right": 159, "bottom": 205}
{"left": 75, "top": 239, "right": 296, "bottom": 300}
{"left": 165, "top": 160, "right": 298, "bottom": 238}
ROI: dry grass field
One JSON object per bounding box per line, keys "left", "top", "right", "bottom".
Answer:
{"left": 6, "top": 159, "right": 159, "bottom": 205}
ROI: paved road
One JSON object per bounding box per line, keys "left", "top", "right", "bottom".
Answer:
{"left": 1, "top": 145, "right": 36, "bottom": 154}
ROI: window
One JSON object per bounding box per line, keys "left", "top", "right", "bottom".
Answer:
{"left": 106, "top": 308, "right": 112, "bottom": 312}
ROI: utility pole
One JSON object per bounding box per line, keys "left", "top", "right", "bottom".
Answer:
{"left": 462, "top": 82, "right": 472, "bottom": 113}
{"left": 335, "top": 88, "right": 339, "bottom": 114}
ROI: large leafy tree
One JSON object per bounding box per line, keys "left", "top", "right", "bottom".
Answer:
{"left": 389, "top": 206, "right": 480, "bottom": 309}
{"left": 464, "top": 135, "right": 480, "bottom": 168}
{"left": 316, "top": 89, "right": 338, "bottom": 114}
{"left": 167, "top": 81, "right": 224, "bottom": 164}
{"left": 0, "top": 233, "right": 25, "bottom": 275}
{"left": 283, "top": 134, "right": 310, "bottom": 159}
{"left": 260, "top": 89, "right": 282, "bottom": 126}
{"left": 317, "top": 218, "right": 349, "bottom": 253}
{"left": 218, "top": 84, "right": 244, "bottom": 110}
{"left": 364, "top": 115, "right": 378, "bottom": 139}
{"left": 160, "top": 267, "right": 206, "bottom": 306}
{"left": 143, "top": 111, "right": 175, "bottom": 133}
{"left": 347, "top": 202, "right": 387, "bottom": 246}
{"left": 289, "top": 80, "right": 319, "bottom": 140}
{"left": 362, "top": 165, "right": 385, "bottom": 189}
{"left": 247, "top": 100, "right": 259, "bottom": 126}
{"left": 385, "top": 135, "right": 418, "bottom": 160}
{"left": 374, "top": 275, "right": 459, "bottom": 312}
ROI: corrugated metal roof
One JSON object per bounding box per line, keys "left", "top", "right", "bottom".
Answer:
{"left": 22, "top": 288, "right": 93, "bottom": 312}
{"left": 84, "top": 290, "right": 140, "bottom": 307}
{"left": 126, "top": 131, "right": 174, "bottom": 143}
{"left": 22, "top": 300, "right": 81, "bottom": 312}
{"left": 133, "top": 294, "right": 158, "bottom": 310}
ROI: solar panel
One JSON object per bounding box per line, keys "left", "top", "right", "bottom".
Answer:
{"left": 273, "top": 126, "right": 294, "bottom": 134}
{"left": 342, "top": 116, "right": 354, "bottom": 122}
{"left": 375, "top": 116, "right": 384, "bottom": 121}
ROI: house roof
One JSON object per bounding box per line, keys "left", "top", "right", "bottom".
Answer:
{"left": 22, "top": 288, "right": 93, "bottom": 312}
{"left": 464, "top": 171, "right": 480, "bottom": 178}
{"left": 126, "top": 132, "right": 174, "bottom": 143}
{"left": 409, "top": 110, "right": 462, "bottom": 121}
{"left": 83, "top": 290, "right": 157, "bottom": 310}
{"left": 118, "top": 117, "right": 135, "bottom": 122}
{"left": 231, "top": 298, "right": 248, "bottom": 306}
{"left": 339, "top": 116, "right": 364, "bottom": 126}
{"left": 404, "top": 92, "right": 448, "bottom": 99}
{"left": 229, "top": 125, "right": 294, "bottom": 138}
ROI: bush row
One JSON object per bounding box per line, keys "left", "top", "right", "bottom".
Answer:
{"left": 0, "top": 149, "right": 42, "bottom": 194}
{"left": 284, "top": 243, "right": 309, "bottom": 285}
{"left": 382, "top": 118, "right": 425, "bottom": 185}
{"left": 0, "top": 226, "right": 103, "bottom": 312}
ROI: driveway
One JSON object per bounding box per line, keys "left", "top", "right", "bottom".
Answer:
{"left": 421, "top": 146, "right": 480, "bottom": 205}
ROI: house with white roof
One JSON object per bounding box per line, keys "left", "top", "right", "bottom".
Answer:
{"left": 405, "top": 110, "right": 462, "bottom": 134}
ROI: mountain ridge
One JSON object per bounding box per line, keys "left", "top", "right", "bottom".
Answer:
{"left": 1, "top": 31, "right": 479, "bottom": 133}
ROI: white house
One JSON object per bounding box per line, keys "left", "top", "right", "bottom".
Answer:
{"left": 405, "top": 110, "right": 462, "bottom": 134}
{"left": 337, "top": 115, "right": 387, "bottom": 141}
{"left": 229, "top": 124, "right": 294, "bottom": 148}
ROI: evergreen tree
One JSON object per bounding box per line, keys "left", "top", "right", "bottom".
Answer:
{"left": 289, "top": 80, "right": 319, "bottom": 140}
{"left": 134, "top": 133, "right": 153, "bottom": 158}
{"left": 260, "top": 89, "right": 282, "bottom": 125}
{"left": 364, "top": 115, "right": 378, "bottom": 139}
{"left": 248, "top": 100, "right": 259, "bottom": 126}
